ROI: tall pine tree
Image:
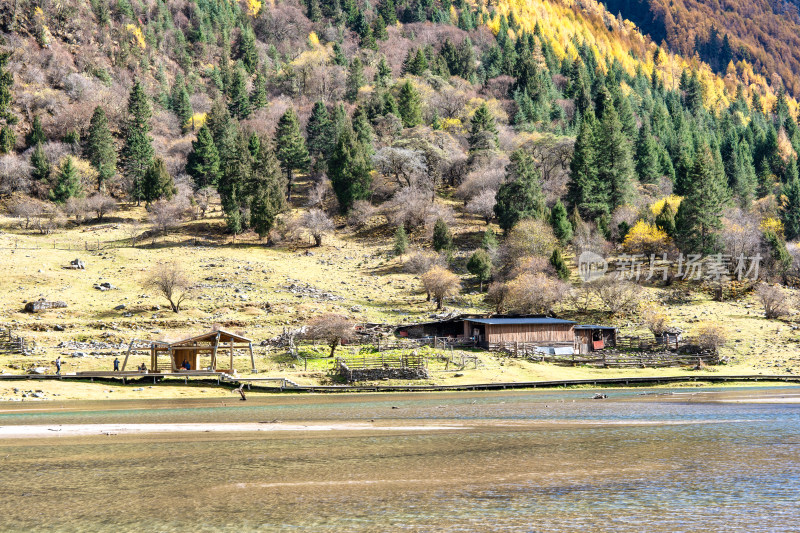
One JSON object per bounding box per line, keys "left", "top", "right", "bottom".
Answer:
{"left": 494, "top": 149, "right": 546, "bottom": 232}
{"left": 675, "top": 147, "right": 729, "bottom": 254}
{"left": 186, "top": 125, "right": 221, "bottom": 189}
{"left": 50, "top": 156, "right": 82, "bottom": 204}
{"left": 142, "top": 157, "right": 176, "bottom": 203}
{"left": 397, "top": 80, "right": 422, "bottom": 127}
{"left": 275, "top": 108, "right": 310, "bottom": 200}
{"left": 85, "top": 106, "right": 117, "bottom": 189}
{"left": 328, "top": 120, "right": 373, "bottom": 212}
{"left": 121, "top": 81, "right": 154, "bottom": 205}
{"left": 595, "top": 104, "right": 634, "bottom": 211}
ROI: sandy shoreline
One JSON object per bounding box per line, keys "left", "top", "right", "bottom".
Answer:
{"left": 0, "top": 422, "right": 469, "bottom": 438}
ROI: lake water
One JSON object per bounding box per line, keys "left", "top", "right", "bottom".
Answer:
{"left": 1, "top": 387, "right": 799, "bottom": 532}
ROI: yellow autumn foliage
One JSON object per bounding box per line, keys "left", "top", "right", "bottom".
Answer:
{"left": 308, "top": 32, "right": 320, "bottom": 46}
{"left": 649, "top": 195, "right": 682, "bottom": 216}
{"left": 185, "top": 113, "right": 207, "bottom": 130}
{"left": 440, "top": 118, "right": 465, "bottom": 134}
{"left": 760, "top": 217, "right": 785, "bottom": 237}
{"left": 244, "top": 0, "right": 262, "bottom": 17}
{"left": 126, "top": 24, "right": 146, "bottom": 49}
{"left": 622, "top": 220, "right": 670, "bottom": 255}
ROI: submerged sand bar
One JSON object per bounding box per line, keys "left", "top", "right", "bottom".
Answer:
{"left": 0, "top": 422, "right": 468, "bottom": 438}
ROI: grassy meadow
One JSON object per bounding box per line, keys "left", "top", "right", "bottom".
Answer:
{"left": 2, "top": 187, "right": 800, "bottom": 399}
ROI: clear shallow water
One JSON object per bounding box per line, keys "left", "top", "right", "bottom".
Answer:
{"left": 0, "top": 387, "right": 798, "bottom": 532}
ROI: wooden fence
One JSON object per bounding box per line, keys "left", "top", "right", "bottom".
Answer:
{"left": 0, "top": 328, "right": 30, "bottom": 355}
{"left": 335, "top": 352, "right": 427, "bottom": 371}
{"left": 528, "top": 350, "right": 719, "bottom": 368}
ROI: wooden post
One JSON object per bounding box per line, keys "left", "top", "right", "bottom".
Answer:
{"left": 170, "top": 347, "right": 176, "bottom": 372}
{"left": 249, "top": 342, "right": 256, "bottom": 372}
{"left": 210, "top": 333, "right": 220, "bottom": 370}
{"left": 229, "top": 339, "right": 234, "bottom": 373}
{"left": 122, "top": 339, "right": 134, "bottom": 371}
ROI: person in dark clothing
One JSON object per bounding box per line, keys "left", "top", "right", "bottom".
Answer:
{"left": 55, "top": 356, "right": 61, "bottom": 375}
{"left": 183, "top": 360, "right": 191, "bottom": 370}
{"left": 113, "top": 357, "right": 120, "bottom": 371}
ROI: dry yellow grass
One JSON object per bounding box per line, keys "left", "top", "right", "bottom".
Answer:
{"left": 1, "top": 196, "right": 799, "bottom": 394}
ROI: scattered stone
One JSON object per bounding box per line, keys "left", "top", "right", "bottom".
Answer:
{"left": 69, "top": 258, "right": 86, "bottom": 269}
{"left": 94, "top": 282, "right": 117, "bottom": 291}
{"left": 592, "top": 393, "right": 608, "bottom": 400}
{"left": 114, "top": 304, "right": 126, "bottom": 310}
{"left": 24, "top": 299, "right": 67, "bottom": 313}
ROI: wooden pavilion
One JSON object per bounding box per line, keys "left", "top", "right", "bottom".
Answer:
{"left": 123, "top": 329, "right": 255, "bottom": 373}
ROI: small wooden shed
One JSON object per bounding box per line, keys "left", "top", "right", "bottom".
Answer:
{"left": 124, "top": 329, "right": 255, "bottom": 373}
{"left": 574, "top": 325, "right": 618, "bottom": 354}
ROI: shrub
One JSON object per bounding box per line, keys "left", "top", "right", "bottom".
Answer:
{"left": 696, "top": 324, "right": 727, "bottom": 352}
{"left": 420, "top": 266, "right": 461, "bottom": 310}
{"left": 756, "top": 283, "right": 791, "bottom": 319}
{"left": 504, "top": 273, "right": 568, "bottom": 314}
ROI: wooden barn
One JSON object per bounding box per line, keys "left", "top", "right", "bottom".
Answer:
{"left": 123, "top": 329, "right": 255, "bottom": 373}
{"left": 462, "top": 317, "right": 577, "bottom": 347}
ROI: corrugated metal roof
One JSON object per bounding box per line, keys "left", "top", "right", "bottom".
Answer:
{"left": 574, "top": 325, "right": 617, "bottom": 330}
{"left": 465, "top": 318, "right": 576, "bottom": 325}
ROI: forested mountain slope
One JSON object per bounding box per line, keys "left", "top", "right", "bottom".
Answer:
{"left": 0, "top": 0, "right": 799, "bottom": 319}
{"left": 600, "top": 0, "right": 800, "bottom": 96}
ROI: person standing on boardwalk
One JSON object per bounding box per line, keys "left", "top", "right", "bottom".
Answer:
{"left": 55, "top": 356, "right": 61, "bottom": 375}
{"left": 113, "top": 357, "right": 120, "bottom": 371}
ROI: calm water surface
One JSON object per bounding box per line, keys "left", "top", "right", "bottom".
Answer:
{"left": 1, "top": 387, "right": 798, "bottom": 532}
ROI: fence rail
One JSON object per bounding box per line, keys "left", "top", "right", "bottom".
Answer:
{"left": 335, "top": 353, "right": 427, "bottom": 371}
{"left": 0, "top": 328, "right": 30, "bottom": 355}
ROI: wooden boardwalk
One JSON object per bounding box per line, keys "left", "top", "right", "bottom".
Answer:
{"left": 3, "top": 372, "right": 798, "bottom": 393}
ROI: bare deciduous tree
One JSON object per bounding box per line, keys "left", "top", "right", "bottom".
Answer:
{"left": 696, "top": 324, "right": 727, "bottom": 352}
{"left": 85, "top": 193, "right": 117, "bottom": 221}
{"left": 590, "top": 277, "right": 642, "bottom": 315}
{"left": 295, "top": 208, "right": 334, "bottom": 246}
{"left": 503, "top": 273, "right": 568, "bottom": 314}
{"left": 148, "top": 198, "right": 187, "bottom": 236}
{"left": 756, "top": 283, "right": 790, "bottom": 319}
{"left": 404, "top": 248, "right": 446, "bottom": 274}
{"left": 420, "top": 266, "right": 461, "bottom": 310}
{"left": 7, "top": 196, "right": 45, "bottom": 229}
{"left": 347, "top": 200, "right": 378, "bottom": 229}
{"left": 466, "top": 189, "right": 497, "bottom": 224}
{"left": 144, "top": 262, "right": 193, "bottom": 313}
{"left": 372, "top": 146, "right": 427, "bottom": 189}
{"left": 304, "top": 314, "right": 355, "bottom": 358}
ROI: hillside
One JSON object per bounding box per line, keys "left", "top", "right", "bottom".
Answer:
{"left": 600, "top": 0, "right": 800, "bottom": 96}
{"left": 1, "top": 0, "right": 800, "bottom": 387}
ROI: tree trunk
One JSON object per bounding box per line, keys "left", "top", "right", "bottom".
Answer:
{"left": 329, "top": 339, "right": 339, "bottom": 358}
{"left": 436, "top": 297, "right": 443, "bottom": 310}
{"left": 286, "top": 169, "right": 293, "bottom": 200}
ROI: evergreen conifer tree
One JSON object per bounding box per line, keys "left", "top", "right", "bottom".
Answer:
{"left": 50, "top": 156, "right": 82, "bottom": 203}
{"left": 481, "top": 228, "right": 498, "bottom": 251}
{"left": 345, "top": 57, "right": 366, "bottom": 102}
{"left": 549, "top": 200, "right": 573, "bottom": 244}
{"left": 306, "top": 101, "right": 334, "bottom": 171}
{"left": 550, "top": 248, "right": 570, "bottom": 280}
{"left": 186, "top": 125, "right": 221, "bottom": 188}
{"left": 275, "top": 108, "right": 310, "bottom": 200}
{"left": 567, "top": 111, "right": 606, "bottom": 218}
{"left": 228, "top": 65, "right": 251, "bottom": 119}
{"left": 494, "top": 149, "right": 546, "bottom": 232}
{"left": 595, "top": 104, "right": 634, "bottom": 211}
{"left": 467, "top": 249, "right": 492, "bottom": 291}
{"left": 375, "top": 56, "right": 392, "bottom": 88}
{"left": 30, "top": 143, "right": 50, "bottom": 182}
{"left": 781, "top": 177, "right": 800, "bottom": 241}
{"left": 635, "top": 122, "right": 660, "bottom": 183}
{"left": 397, "top": 80, "right": 422, "bottom": 127}
{"left": 432, "top": 218, "right": 453, "bottom": 251}
{"left": 328, "top": 121, "right": 373, "bottom": 211}
{"left": 142, "top": 157, "right": 176, "bottom": 203}
{"left": 170, "top": 74, "right": 193, "bottom": 130}
{"left": 0, "top": 51, "right": 15, "bottom": 154}
{"left": 468, "top": 102, "right": 498, "bottom": 151}
{"left": 249, "top": 135, "right": 286, "bottom": 239}
{"left": 655, "top": 202, "right": 676, "bottom": 237}
{"left": 675, "top": 147, "right": 729, "bottom": 254}
{"left": 85, "top": 106, "right": 117, "bottom": 189}
{"left": 121, "top": 81, "right": 154, "bottom": 204}
{"left": 238, "top": 27, "right": 259, "bottom": 73}
{"left": 26, "top": 115, "right": 45, "bottom": 147}
{"left": 250, "top": 71, "right": 268, "bottom": 110}
{"left": 393, "top": 225, "right": 409, "bottom": 255}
